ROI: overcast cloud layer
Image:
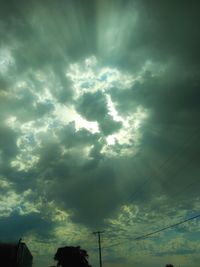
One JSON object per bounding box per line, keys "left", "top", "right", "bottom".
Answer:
{"left": 0, "top": 1, "right": 200, "bottom": 267}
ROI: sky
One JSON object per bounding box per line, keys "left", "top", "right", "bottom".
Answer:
{"left": 0, "top": 0, "right": 200, "bottom": 266}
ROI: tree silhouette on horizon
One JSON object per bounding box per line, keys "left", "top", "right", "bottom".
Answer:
{"left": 54, "top": 246, "right": 91, "bottom": 267}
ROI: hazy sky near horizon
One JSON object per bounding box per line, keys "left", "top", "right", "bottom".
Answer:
{"left": 0, "top": 0, "right": 200, "bottom": 266}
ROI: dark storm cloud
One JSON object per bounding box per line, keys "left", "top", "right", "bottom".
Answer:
{"left": 52, "top": 76, "right": 74, "bottom": 104}
{"left": 0, "top": 89, "right": 54, "bottom": 123}
{"left": 36, "top": 124, "right": 101, "bottom": 174}
{"left": 76, "top": 92, "right": 108, "bottom": 122}
{"left": 76, "top": 91, "right": 122, "bottom": 135}
{"left": 155, "top": 246, "right": 198, "bottom": 256}
{"left": 102, "top": 0, "right": 200, "bottom": 71}
{"left": 133, "top": 1, "right": 200, "bottom": 64}
{"left": 25, "top": 122, "right": 122, "bottom": 227}
{"left": 58, "top": 122, "right": 100, "bottom": 148}
{"left": 0, "top": 0, "right": 96, "bottom": 68}
{"left": 99, "top": 114, "right": 122, "bottom": 136}
{"left": 0, "top": 126, "right": 18, "bottom": 161}
{"left": 0, "top": 0, "right": 95, "bottom": 118}
{"left": 0, "top": 3, "right": 200, "bottom": 265}
{"left": 0, "top": 125, "right": 20, "bottom": 185}
{"left": 48, "top": 163, "right": 120, "bottom": 227}
{"left": 0, "top": 211, "right": 55, "bottom": 241}
{"left": 0, "top": 78, "right": 8, "bottom": 91}
{"left": 110, "top": 68, "right": 200, "bottom": 116}
{"left": 1, "top": 0, "right": 199, "bottom": 196}
{"left": 105, "top": 0, "right": 200, "bottom": 210}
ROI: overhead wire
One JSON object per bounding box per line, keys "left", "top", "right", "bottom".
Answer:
{"left": 90, "top": 128, "right": 200, "bottom": 252}
{"left": 102, "top": 213, "right": 200, "bottom": 249}
{"left": 98, "top": 128, "right": 200, "bottom": 248}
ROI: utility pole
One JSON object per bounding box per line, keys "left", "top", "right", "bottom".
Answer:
{"left": 93, "top": 231, "right": 104, "bottom": 267}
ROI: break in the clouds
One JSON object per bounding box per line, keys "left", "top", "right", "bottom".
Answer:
{"left": 0, "top": 1, "right": 200, "bottom": 267}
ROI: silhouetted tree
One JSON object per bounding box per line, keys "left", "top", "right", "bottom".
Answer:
{"left": 54, "top": 246, "right": 91, "bottom": 267}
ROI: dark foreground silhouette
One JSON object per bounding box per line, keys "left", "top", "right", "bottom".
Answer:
{"left": 54, "top": 246, "right": 91, "bottom": 267}
{"left": 0, "top": 239, "right": 33, "bottom": 267}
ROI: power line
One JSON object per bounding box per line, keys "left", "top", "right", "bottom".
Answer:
{"left": 100, "top": 130, "right": 200, "bottom": 242}
{"left": 102, "top": 213, "right": 200, "bottom": 249}
{"left": 133, "top": 213, "right": 200, "bottom": 241}
{"left": 90, "top": 130, "right": 200, "bottom": 250}
{"left": 103, "top": 161, "right": 200, "bottom": 242}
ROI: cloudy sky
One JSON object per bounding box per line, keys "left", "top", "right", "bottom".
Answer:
{"left": 0, "top": 0, "right": 200, "bottom": 266}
